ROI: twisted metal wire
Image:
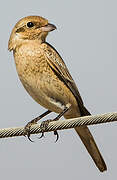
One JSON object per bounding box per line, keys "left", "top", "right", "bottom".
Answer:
{"left": 0, "top": 112, "right": 117, "bottom": 139}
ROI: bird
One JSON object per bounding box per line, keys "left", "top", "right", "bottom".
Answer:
{"left": 8, "top": 15, "right": 107, "bottom": 172}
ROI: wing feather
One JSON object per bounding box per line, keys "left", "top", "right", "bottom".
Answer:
{"left": 42, "top": 43, "right": 90, "bottom": 116}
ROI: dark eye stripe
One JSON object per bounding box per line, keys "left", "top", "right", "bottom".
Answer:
{"left": 16, "top": 27, "right": 25, "bottom": 33}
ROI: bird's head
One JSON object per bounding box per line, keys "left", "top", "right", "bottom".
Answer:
{"left": 8, "top": 16, "right": 56, "bottom": 51}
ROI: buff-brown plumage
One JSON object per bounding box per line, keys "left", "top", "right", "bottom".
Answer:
{"left": 8, "top": 15, "right": 107, "bottom": 172}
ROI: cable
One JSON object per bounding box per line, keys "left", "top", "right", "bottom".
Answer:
{"left": 0, "top": 112, "right": 117, "bottom": 139}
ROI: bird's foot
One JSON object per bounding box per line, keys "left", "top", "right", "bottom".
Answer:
{"left": 39, "top": 119, "right": 59, "bottom": 142}
{"left": 38, "top": 119, "right": 50, "bottom": 139}
{"left": 23, "top": 121, "right": 37, "bottom": 142}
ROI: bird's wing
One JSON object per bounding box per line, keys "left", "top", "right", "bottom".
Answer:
{"left": 42, "top": 43, "right": 90, "bottom": 116}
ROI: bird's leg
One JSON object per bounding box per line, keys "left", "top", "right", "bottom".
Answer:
{"left": 40, "top": 103, "right": 71, "bottom": 142}
{"left": 23, "top": 110, "right": 51, "bottom": 142}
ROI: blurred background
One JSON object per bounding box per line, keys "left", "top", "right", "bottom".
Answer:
{"left": 0, "top": 0, "right": 117, "bottom": 179}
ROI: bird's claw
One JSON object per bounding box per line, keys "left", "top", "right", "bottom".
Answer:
{"left": 39, "top": 119, "right": 59, "bottom": 142}
{"left": 23, "top": 122, "right": 35, "bottom": 142}
{"left": 38, "top": 132, "right": 45, "bottom": 139}
{"left": 23, "top": 119, "right": 60, "bottom": 143}
{"left": 54, "top": 130, "right": 59, "bottom": 142}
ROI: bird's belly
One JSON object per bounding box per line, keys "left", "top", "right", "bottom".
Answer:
{"left": 20, "top": 75, "right": 66, "bottom": 113}
{"left": 19, "top": 71, "right": 79, "bottom": 116}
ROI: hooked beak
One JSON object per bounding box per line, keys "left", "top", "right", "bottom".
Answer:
{"left": 40, "top": 23, "right": 57, "bottom": 32}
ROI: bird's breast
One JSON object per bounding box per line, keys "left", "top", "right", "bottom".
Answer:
{"left": 13, "top": 43, "right": 79, "bottom": 116}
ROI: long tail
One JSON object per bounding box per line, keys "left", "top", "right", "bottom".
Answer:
{"left": 75, "top": 126, "right": 107, "bottom": 172}
{"left": 64, "top": 105, "right": 107, "bottom": 172}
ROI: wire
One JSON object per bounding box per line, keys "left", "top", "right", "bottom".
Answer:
{"left": 0, "top": 112, "right": 117, "bottom": 139}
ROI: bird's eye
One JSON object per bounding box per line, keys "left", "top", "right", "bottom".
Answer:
{"left": 27, "top": 22, "right": 34, "bottom": 28}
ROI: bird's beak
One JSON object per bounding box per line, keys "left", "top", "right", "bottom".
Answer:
{"left": 40, "top": 23, "right": 57, "bottom": 32}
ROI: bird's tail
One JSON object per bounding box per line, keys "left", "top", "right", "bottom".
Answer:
{"left": 64, "top": 107, "right": 107, "bottom": 172}
{"left": 75, "top": 125, "right": 107, "bottom": 172}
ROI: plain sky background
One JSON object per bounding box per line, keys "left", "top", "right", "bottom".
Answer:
{"left": 0, "top": 0, "right": 117, "bottom": 179}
